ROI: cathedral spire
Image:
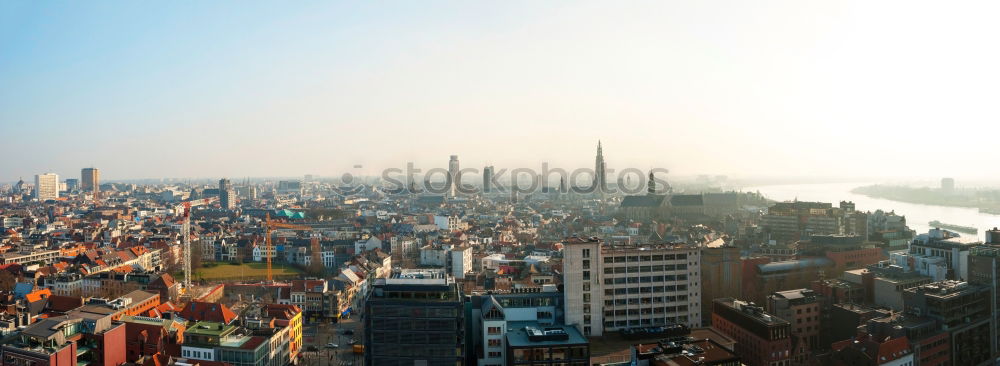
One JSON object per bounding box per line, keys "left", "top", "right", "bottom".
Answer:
{"left": 594, "top": 140, "right": 606, "bottom": 194}
{"left": 648, "top": 171, "right": 655, "bottom": 195}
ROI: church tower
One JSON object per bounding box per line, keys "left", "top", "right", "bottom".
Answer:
{"left": 648, "top": 171, "right": 656, "bottom": 195}
{"left": 594, "top": 141, "right": 607, "bottom": 194}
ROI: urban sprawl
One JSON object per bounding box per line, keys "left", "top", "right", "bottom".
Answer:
{"left": 2, "top": 144, "right": 998, "bottom": 366}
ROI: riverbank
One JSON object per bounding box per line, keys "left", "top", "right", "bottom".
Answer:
{"left": 746, "top": 182, "right": 1000, "bottom": 240}
{"left": 851, "top": 185, "right": 1000, "bottom": 214}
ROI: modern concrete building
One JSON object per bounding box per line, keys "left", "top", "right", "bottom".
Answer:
{"left": 469, "top": 288, "right": 565, "bottom": 366}
{"left": 364, "top": 276, "right": 465, "bottom": 366}
{"left": 903, "top": 281, "right": 992, "bottom": 366}
{"left": 505, "top": 325, "right": 589, "bottom": 366}
{"left": 969, "top": 244, "right": 1000, "bottom": 358}
{"left": 562, "top": 236, "right": 702, "bottom": 337}
{"left": 451, "top": 246, "right": 472, "bottom": 279}
{"left": 909, "top": 229, "right": 977, "bottom": 280}
{"left": 81, "top": 167, "right": 99, "bottom": 193}
{"left": 34, "top": 173, "right": 59, "bottom": 201}
{"left": 219, "top": 178, "right": 235, "bottom": 209}
{"left": 871, "top": 269, "right": 933, "bottom": 311}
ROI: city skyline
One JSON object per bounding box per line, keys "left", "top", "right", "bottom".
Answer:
{"left": 3, "top": 1, "right": 999, "bottom": 181}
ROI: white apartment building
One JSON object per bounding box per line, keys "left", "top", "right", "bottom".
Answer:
{"left": 451, "top": 246, "right": 472, "bottom": 279}
{"left": 34, "top": 173, "right": 59, "bottom": 201}
{"left": 562, "top": 237, "right": 702, "bottom": 336}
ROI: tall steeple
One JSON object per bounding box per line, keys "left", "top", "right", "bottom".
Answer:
{"left": 594, "top": 140, "right": 606, "bottom": 194}
{"left": 648, "top": 171, "right": 656, "bottom": 195}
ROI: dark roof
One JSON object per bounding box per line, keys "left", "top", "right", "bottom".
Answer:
{"left": 46, "top": 295, "right": 84, "bottom": 313}
{"left": 670, "top": 194, "right": 704, "bottom": 206}
{"left": 621, "top": 195, "right": 666, "bottom": 208}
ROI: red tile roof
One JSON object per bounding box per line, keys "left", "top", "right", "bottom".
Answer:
{"left": 178, "top": 301, "right": 237, "bottom": 324}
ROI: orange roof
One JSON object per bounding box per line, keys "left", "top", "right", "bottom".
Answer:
{"left": 179, "top": 301, "right": 237, "bottom": 324}
{"left": 25, "top": 288, "right": 52, "bottom": 303}
{"left": 155, "top": 301, "right": 179, "bottom": 313}
{"left": 112, "top": 265, "right": 133, "bottom": 273}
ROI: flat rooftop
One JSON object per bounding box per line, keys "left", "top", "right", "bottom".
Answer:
{"left": 185, "top": 321, "right": 236, "bottom": 337}
{"left": 505, "top": 321, "right": 588, "bottom": 348}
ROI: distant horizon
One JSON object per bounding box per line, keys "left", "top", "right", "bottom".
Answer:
{"left": 5, "top": 170, "right": 999, "bottom": 190}
{"left": 3, "top": 1, "right": 998, "bottom": 181}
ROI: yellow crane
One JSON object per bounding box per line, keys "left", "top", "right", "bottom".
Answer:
{"left": 264, "top": 213, "right": 314, "bottom": 282}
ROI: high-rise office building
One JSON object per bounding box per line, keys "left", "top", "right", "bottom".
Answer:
{"left": 365, "top": 275, "right": 465, "bottom": 366}
{"left": 65, "top": 178, "right": 79, "bottom": 192}
{"left": 448, "top": 155, "right": 460, "bottom": 197}
{"left": 34, "top": 173, "right": 59, "bottom": 201}
{"left": 562, "top": 236, "right": 702, "bottom": 337}
{"left": 219, "top": 178, "right": 235, "bottom": 209}
{"left": 81, "top": 167, "right": 100, "bottom": 193}
{"left": 483, "top": 165, "right": 494, "bottom": 193}
{"left": 941, "top": 177, "right": 955, "bottom": 193}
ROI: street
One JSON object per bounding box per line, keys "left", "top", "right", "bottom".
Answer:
{"left": 301, "top": 314, "right": 365, "bottom": 366}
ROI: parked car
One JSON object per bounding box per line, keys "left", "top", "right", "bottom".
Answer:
{"left": 347, "top": 339, "right": 357, "bottom": 345}
{"left": 325, "top": 343, "right": 339, "bottom": 348}
{"left": 342, "top": 329, "right": 355, "bottom": 335}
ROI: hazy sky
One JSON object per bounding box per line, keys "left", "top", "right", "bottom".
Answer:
{"left": 2, "top": 1, "right": 997, "bottom": 182}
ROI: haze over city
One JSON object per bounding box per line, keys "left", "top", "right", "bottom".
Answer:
{"left": 3, "top": 1, "right": 998, "bottom": 182}
{"left": 7, "top": 3, "right": 1000, "bottom": 366}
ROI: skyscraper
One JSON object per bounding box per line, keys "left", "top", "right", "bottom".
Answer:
{"left": 34, "top": 173, "right": 59, "bottom": 201}
{"left": 448, "top": 155, "right": 460, "bottom": 197}
{"left": 594, "top": 141, "right": 607, "bottom": 194}
{"left": 483, "top": 165, "right": 494, "bottom": 193}
{"left": 81, "top": 167, "right": 100, "bottom": 193}
{"left": 219, "top": 178, "right": 235, "bottom": 209}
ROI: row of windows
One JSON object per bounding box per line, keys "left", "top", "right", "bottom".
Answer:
{"left": 603, "top": 264, "right": 689, "bottom": 274}
{"left": 510, "top": 346, "right": 588, "bottom": 361}
{"left": 371, "top": 318, "right": 458, "bottom": 331}
{"left": 602, "top": 254, "right": 689, "bottom": 263}
{"left": 603, "top": 285, "right": 689, "bottom": 294}
{"left": 604, "top": 295, "right": 688, "bottom": 305}
{"left": 370, "top": 306, "right": 458, "bottom": 318}
{"left": 604, "top": 305, "right": 689, "bottom": 316}
{"left": 604, "top": 316, "right": 690, "bottom": 328}
{"left": 183, "top": 349, "right": 211, "bottom": 360}
{"left": 603, "top": 275, "right": 688, "bottom": 284}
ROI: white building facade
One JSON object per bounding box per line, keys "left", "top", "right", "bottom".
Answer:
{"left": 34, "top": 173, "right": 59, "bottom": 201}
{"left": 562, "top": 237, "right": 702, "bottom": 336}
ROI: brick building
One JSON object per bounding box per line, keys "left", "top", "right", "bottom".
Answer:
{"left": 712, "top": 298, "right": 791, "bottom": 366}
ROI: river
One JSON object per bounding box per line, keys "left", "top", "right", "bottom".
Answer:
{"left": 742, "top": 182, "right": 1000, "bottom": 241}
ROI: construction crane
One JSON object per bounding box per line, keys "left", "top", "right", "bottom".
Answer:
{"left": 264, "top": 213, "right": 314, "bottom": 282}
{"left": 175, "top": 197, "right": 217, "bottom": 293}
{"left": 182, "top": 201, "right": 192, "bottom": 290}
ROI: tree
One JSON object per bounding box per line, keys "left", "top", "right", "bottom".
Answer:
{"left": 306, "top": 260, "right": 325, "bottom": 277}
{"left": 190, "top": 243, "right": 203, "bottom": 270}
{"left": 0, "top": 271, "right": 17, "bottom": 290}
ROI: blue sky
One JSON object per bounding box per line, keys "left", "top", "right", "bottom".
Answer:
{"left": 2, "top": 1, "right": 998, "bottom": 182}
